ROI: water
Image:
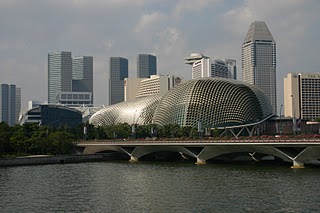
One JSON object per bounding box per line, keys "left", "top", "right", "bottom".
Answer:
{"left": 1, "top": 161, "right": 320, "bottom": 212}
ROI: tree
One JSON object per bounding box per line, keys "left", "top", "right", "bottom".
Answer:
{"left": 48, "top": 131, "right": 74, "bottom": 155}
{"left": 0, "top": 122, "right": 12, "bottom": 155}
{"left": 10, "top": 125, "right": 29, "bottom": 155}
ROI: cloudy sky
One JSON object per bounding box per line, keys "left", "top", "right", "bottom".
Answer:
{"left": 1, "top": 0, "right": 319, "bottom": 113}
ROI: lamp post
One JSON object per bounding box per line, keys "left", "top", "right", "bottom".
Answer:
{"left": 132, "top": 110, "right": 138, "bottom": 139}
{"left": 279, "top": 104, "right": 283, "bottom": 135}
{"left": 291, "top": 95, "right": 297, "bottom": 135}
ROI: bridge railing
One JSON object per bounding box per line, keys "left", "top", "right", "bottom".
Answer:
{"left": 74, "top": 137, "right": 320, "bottom": 144}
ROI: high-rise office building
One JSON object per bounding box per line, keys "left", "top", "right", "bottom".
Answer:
{"left": 225, "top": 59, "right": 237, "bottom": 80}
{"left": 284, "top": 73, "right": 320, "bottom": 120}
{"left": 15, "top": 87, "right": 21, "bottom": 123}
{"left": 48, "top": 51, "right": 72, "bottom": 104}
{"left": 137, "top": 54, "right": 157, "bottom": 78}
{"left": 211, "top": 59, "right": 229, "bottom": 78}
{"left": 109, "top": 57, "right": 128, "bottom": 105}
{"left": 211, "top": 59, "right": 237, "bottom": 79}
{"left": 48, "top": 52, "right": 93, "bottom": 106}
{"left": 185, "top": 53, "right": 210, "bottom": 79}
{"left": 72, "top": 56, "right": 93, "bottom": 104}
{"left": 242, "top": 21, "right": 277, "bottom": 114}
{"left": 0, "top": 83, "right": 21, "bottom": 126}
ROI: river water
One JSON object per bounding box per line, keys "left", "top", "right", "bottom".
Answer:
{"left": 1, "top": 161, "right": 320, "bottom": 212}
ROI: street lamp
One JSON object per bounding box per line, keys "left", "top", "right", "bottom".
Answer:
{"left": 132, "top": 110, "right": 138, "bottom": 139}
{"left": 279, "top": 104, "right": 283, "bottom": 135}
{"left": 291, "top": 95, "right": 297, "bottom": 135}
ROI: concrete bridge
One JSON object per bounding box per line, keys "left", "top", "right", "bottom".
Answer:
{"left": 74, "top": 138, "right": 320, "bottom": 168}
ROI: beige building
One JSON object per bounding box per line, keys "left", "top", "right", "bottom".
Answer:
{"left": 124, "top": 75, "right": 181, "bottom": 101}
{"left": 124, "top": 78, "right": 146, "bottom": 101}
{"left": 284, "top": 73, "right": 320, "bottom": 120}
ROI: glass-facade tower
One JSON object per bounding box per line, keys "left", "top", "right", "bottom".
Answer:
{"left": 72, "top": 56, "right": 93, "bottom": 104}
{"left": 137, "top": 54, "right": 157, "bottom": 78}
{"left": 0, "top": 84, "right": 21, "bottom": 126}
{"left": 109, "top": 57, "right": 128, "bottom": 105}
{"left": 48, "top": 52, "right": 93, "bottom": 106}
{"left": 48, "top": 51, "right": 72, "bottom": 104}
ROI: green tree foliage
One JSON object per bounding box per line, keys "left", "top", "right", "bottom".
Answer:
{"left": 0, "top": 122, "right": 12, "bottom": 155}
{"left": 0, "top": 121, "right": 210, "bottom": 158}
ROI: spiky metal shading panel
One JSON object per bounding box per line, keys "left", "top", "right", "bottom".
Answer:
{"left": 153, "top": 78, "right": 273, "bottom": 127}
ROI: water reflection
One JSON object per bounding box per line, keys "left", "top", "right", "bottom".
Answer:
{"left": 1, "top": 162, "right": 320, "bottom": 212}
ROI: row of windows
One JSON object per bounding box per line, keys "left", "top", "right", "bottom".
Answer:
{"left": 60, "top": 94, "right": 90, "bottom": 100}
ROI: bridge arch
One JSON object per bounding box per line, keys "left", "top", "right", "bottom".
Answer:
{"left": 196, "top": 146, "right": 294, "bottom": 164}
{"left": 130, "top": 146, "right": 198, "bottom": 161}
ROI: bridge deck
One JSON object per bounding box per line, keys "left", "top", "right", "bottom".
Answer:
{"left": 75, "top": 138, "right": 320, "bottom": 146}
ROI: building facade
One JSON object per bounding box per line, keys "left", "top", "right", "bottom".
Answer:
{"left": 211, "top": 59, "right": 230, "bottom": 79}
{"left": 48, "top": 51, "right": 72, "bottom": 104}
{"left": 284, "top": 73, "right": 320, "bottom": 120}
{"left": 124, "top": 75, "right": 180, "bottom": 101}
{"left": 20, "top": 105, "right": 82, "bottom": 127}
{"left": 185, "top": 53, "right": 210, "bottom": 79}
{"left": 137, "top": 54, "right": 157, "bottom": 78}
{"left": 48, "top": 52, "right": 93, "bottom": 106}
{"left": 0, "top": 83, "right": 21, "bottom": 126}
{"left": 242, "top": 21, "right": 277, "bottom": 114}
{"left": 109, "top": 57, "right": 128, "bottom": 105}
{"left": 124, "top": 78, "right": 146, "bottom": 101}
{"left": 136, "top": 75, "right": 177, "bottom": 98}
{"left": 72, "top": 56, "right": 93, "bottom": 104}
{"left": 225, "top": 59, "right": 237, "bottom": 80}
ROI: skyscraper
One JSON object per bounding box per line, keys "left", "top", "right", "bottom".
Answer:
{"left": 0, "top": 83, "right": 21, "bottom": 126}
{"left": 225, "top": 59, "right": 237, "bottom": 80}
{"left": 185, "top": 53, "right": 210, "bottom": 79}
{"left": 48, "top": 52, "right": 94, "bottom": 106}
{"left": 48, "top": 51, "right": 72, "bottom": 104}
{"left": 109, "top": 57, "right": 128, "bottom": 105}
{"left": 72, "top": 56, "right": 93, "bottom": 103}
{"left": 137, "top": 54, "right": 157, "bottom": 78}
{"left": 211, "top": 59, "right": 237, "bottom": 79}
{"left": 242, "top": 21, "right": 277, "bottom": 113}
{"left": 284, "top": 73, "right": 320, "bottom": 120}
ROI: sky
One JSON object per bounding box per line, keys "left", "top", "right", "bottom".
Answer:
{"left": 1, "top": 0, "right": 320, "bottom": 114}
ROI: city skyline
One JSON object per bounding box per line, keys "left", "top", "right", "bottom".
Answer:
{"left": 1, "top": 1, "right": 320, "bottom": 112}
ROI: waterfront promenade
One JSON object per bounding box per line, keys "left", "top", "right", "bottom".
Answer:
{"left": 74, "top": 137, "right": 320, "bottom": 168}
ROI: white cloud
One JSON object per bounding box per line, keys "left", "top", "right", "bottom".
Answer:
{"left": 174, "top": 0, "right": 221, "bottom": 17}
{"left": 134, "top": 12, "right": 167, "bottom": 33}
{"left": 0, "top": 0, "right": 319, "bottom": 110}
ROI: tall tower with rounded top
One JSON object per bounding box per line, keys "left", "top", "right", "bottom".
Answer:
{"left": 242, "top": 21, "right": 277, "bottom": 114}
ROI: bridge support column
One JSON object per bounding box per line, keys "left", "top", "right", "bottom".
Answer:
{"left": 291, "top": 161, "right": 304, "bottom": 169}
{"left": 129, "top": 156, "right": 139, "bottom": 162}
{"left": 195, "top": 158, "right": 206, "bottom": 165}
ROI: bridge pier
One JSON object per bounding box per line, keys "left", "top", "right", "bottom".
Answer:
{"left": 129, "top": 156, "right": 139, "bottom": 162}
{"left": 291, "top": 161, "right": 304, "bottom": 169}
{"left": 195, "top": 158, "right": 206, "bottom": 165}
